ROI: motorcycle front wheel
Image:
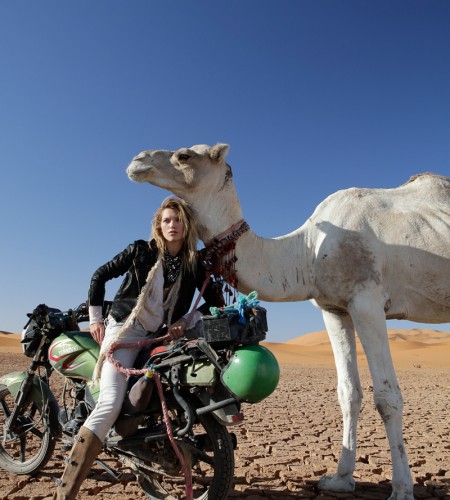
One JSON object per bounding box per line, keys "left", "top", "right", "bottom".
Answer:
{"left": 0, "top": 384, "right": 56, "bottom": 475}
{"left": 136, "top": 413, "right": 234, "bottom": 500}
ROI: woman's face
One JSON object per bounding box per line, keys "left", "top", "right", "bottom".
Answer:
{"left": 160, "top": 208, "right": 186, "bottom": 245}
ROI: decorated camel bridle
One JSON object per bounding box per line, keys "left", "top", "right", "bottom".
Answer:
{"left": 200, "top": 218, "right": 250, "bottom": 301}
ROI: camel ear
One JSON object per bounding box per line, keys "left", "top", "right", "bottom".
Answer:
{"left": 210, "top": 144, "right": 229, "bottom": 162}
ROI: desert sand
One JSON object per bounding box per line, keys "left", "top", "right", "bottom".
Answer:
{"left": 0, "top": 329, "right": 449, "bottom": 499}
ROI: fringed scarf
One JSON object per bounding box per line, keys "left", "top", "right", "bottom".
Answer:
{"left": 93, "top": 255, "right": 182, "bottom": 380}
{"left": 163, "top": 250, "right": 182, "bottom": 287}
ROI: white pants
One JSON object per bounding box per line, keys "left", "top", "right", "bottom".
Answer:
{"left": 84, "top": 317, "right": 150, "bottom": 441}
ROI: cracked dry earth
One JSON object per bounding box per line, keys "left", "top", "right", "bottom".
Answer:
{"left": 0, "top": 355, "right": 449, "bottom": 499}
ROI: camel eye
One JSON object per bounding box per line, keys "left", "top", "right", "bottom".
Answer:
{"left": 178, "top": 154, "right": 190, "bottom": 161}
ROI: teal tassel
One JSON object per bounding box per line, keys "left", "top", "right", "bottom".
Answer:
{"left": 209, "top": 291, "right": 260, "bottom": 323}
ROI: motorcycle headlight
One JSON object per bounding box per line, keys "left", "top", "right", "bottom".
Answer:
{"left": 21, "top": 323, "right": 42, "bottom": 357}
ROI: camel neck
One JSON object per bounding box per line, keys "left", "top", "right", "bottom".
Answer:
{"left": 226, "top": 228, "right": 315, "bottom": 302}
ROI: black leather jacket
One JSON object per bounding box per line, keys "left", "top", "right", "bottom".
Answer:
{"left": 88, "top": 239, "right": 224, "bottom": 323}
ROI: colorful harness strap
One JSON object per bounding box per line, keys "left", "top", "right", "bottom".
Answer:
{"left": 201, "top": 219, "right": 250, "bottom": 303}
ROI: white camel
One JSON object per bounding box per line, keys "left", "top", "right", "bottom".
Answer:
{"left": 126, "top": 144, "right": 450, "bottom": 500}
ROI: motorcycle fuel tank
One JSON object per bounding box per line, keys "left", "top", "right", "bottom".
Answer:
{"left": 49, "top": 331, "right": 99, "bottom": 380}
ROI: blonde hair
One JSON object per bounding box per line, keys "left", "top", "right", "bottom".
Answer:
{"left": 151, "top": 197, "right": 198, "bottom": 274}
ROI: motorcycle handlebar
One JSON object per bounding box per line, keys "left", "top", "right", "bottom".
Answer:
{"left": 27, "top": 300, "right": 115, "bottom": 327}
{"left": 74, "top": 302, "right": 90, "bottom": 323}
{"left": 28, "top": 302, "right": 90, "bottom": 325}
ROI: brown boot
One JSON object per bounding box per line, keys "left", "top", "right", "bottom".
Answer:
{"left": 56, "top": 426, "right": 103, "bottom": 499}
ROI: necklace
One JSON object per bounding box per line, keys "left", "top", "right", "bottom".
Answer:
{"left": 164, "top": 250, "right": 182, "bottom": 287}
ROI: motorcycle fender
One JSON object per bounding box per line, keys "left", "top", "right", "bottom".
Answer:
{"left": 0, "top": 371, "right": 61, "bottom": 437}
{"left": 0, "top": 371, "right": 58, "bottom": 405}
{"left": 195, "top": 386, "right": 244, "bottom": 426}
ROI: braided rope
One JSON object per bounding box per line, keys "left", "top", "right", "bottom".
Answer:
{"left": 154, "top": 372, "right": 193, "bottom": 500}
{"left": 105, "top": 267, "right": 211, "bottom": 378}
{"left": 105, "top": 337, "right": 193, "bottom": 499}
{"left": 105, "top": 334, "right": 170, "bottom": 377}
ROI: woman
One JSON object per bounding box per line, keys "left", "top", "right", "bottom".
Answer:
{"left": 56, "top": 197, "right": 224, "bottom": 499}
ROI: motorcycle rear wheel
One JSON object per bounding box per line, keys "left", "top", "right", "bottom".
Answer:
{"left": 136, "top": 413, "right": 234, "bottom": 500}
{"left": 0, "top": 384, "right": 56, "bottom": 475}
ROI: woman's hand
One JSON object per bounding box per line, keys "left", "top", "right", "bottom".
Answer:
{"left": 168, "top": 317, "right": 187, "bottom": 341}
{"left": 90, "top": 322, "right": 105, "bottom": 345}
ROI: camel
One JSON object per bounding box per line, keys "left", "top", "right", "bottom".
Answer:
{"left": 126, "top": 143, "right": 450, "bottom": 500}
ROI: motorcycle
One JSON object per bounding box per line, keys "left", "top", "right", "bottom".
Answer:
{"left": 0, "top": 298, "right": 279, "bottom": 499}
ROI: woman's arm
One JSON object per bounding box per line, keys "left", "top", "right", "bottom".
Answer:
{"left": 88, "top": 242, "right": 138, "bottom": 306}
{"left": 88, "top": 242, "right": 138, "bottom": 344}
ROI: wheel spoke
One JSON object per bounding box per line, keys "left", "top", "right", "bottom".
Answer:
{"left": 133, "top": 413, "right": 234, "bottom": 499}
{"left": 27, "top": 405, "right": 38, "bottom": 419}
{"left": 20, "top": 435, "right": 27, "bottom": 462}
{"left": 0, "top": 399, "right": 12, "bottom": 419}
{"left": 0, "top": 386, "right": 55, "bottom": 474}
{"left": 25, "top": 423, "right": 44, "bottom": 440}
{"left": 180, "top": 440, "right": 214, "bottom": 466}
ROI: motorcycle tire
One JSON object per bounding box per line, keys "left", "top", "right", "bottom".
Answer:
{"left": 0, "top": 384, "right": 56, "bottom": 475}
{"left": 136, "top": 413, "right": 234, "bottom": 500}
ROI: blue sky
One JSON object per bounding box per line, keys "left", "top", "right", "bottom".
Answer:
{"left": 1, "top": 1, "right": 449, "bottom": 341}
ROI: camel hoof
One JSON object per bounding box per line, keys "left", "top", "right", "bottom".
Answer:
{"left": 318, "top": 474, "right": 355, "bottom": 493}
{"left": 387, "top": 488, "right": 414, "bottom": 500}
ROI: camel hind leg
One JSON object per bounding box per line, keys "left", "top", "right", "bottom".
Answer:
{"left": 350, "top": 291, "right": 414, "bottom": 500}
{"left": 318, "top": 310, "right": 362, "bottom": 493}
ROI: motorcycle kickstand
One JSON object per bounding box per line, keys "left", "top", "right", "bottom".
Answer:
{"left": 94, "top": 457, "right": 122, "bottom": 482}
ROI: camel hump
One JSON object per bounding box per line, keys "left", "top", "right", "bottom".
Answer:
{"left": 402, "top": 172, "right": 450, "bottom": 186}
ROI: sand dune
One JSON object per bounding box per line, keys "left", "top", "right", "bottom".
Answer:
{"left": 267, "top": 328, "right": 450, "bottom": 370}
{"left": 0, "top": 332, "right": 23, "bottom": 353}
{"left": 1, "top": 328, "right": 449, "bottom": 370}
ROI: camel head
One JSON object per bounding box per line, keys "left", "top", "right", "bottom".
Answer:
{"left": 127, "top": 143, "right": 230, "bottom": 195}
{"left": 127, "top": 143, "right": 244, "bottom": 240}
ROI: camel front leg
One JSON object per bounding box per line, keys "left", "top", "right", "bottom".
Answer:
{"left": 318, "top": 310, "right": 362, "bottom": 493}
{"left": 350, "top": 293, "right": 414, "bottom": 500}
